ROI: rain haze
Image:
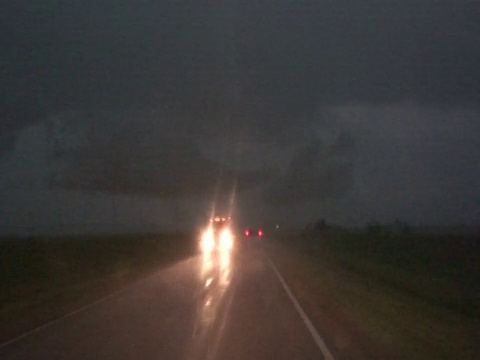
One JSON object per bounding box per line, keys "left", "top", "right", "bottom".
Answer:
{"left": 2, "top": 0, "right": 479, "bottom": 234}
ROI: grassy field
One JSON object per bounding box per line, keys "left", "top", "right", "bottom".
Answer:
{"left": 269, "top": 228, "right": 480, "bottom": 360}
{"left": 0, "top": 233, "right": 196, "bottom": 343}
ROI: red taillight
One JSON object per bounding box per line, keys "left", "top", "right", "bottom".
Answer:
{"left": 258, "top": 230, "right": 263, "bottom": 236}
{"left": 245, "top": 230, "right": 250, "bottom": 236}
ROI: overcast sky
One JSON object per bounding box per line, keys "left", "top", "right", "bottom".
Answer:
{"left": 1, "top": 1, "right": 479, "bottom": 231}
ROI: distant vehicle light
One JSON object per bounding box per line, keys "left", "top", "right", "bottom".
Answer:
{"left": 258, "top": 230, "right": 263, "bottom": 236}
{"left": 245, "top": 230, "right": 250, "bottom": 236}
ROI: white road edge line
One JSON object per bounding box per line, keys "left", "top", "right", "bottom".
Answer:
{"left": 0, "top": 286, "right": 128, "bottom": 349}
{"left": 0, "top": 258, "right": 195, "bottom": 349}
{"left": 269, "top": 259, "right": 336, "bottom": 360}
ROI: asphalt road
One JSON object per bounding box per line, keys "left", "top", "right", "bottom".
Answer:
{"left": 0, "top": 243, "right": 332, "bottom": 360}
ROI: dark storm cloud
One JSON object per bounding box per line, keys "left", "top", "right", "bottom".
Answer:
{"left": 244, "top": 0, "right": 479, "bottom": 107}
{"left": 2, "top": 1, "right": 209, "bottom": 129}
{"left": 2, "top": 0, "right": 479, "bottom": 228}
{"left": 0, "top": 132, "right": 17, "bottom": 154}
{"left": 46, "top": 110, "right": 261, "bottom": 197}
{"left": 265, "top": 132, "right": 355, "bottom": 204}
{"left": 3, "top": 1, "right": 479, "bottom": 136}
{"left": 57, "top": 136, "right": 254, "bottom": 197}
{"left": 322, "top": 104, "right": 480, "bottom": 225}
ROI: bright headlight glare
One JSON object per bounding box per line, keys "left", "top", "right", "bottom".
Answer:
{"left": 219, "top": 229, "right": 233, "bottom": 251}
{"left": 201, "top": 228, "right": 215, "bottom": 253}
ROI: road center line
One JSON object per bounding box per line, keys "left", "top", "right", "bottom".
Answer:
{"left": 269, "top": 259, "right": 336, "bottom": 360}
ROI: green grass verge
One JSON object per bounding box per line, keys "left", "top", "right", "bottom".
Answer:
{"left": 0, "top": 233, "right": 196, "bottom": 342}
{"left": 269, "top": 230, "right": 480, "bottom": 360}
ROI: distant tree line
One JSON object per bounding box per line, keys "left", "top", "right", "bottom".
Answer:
{"left": 303, "top": 218, "right": 412, "bottom": 237}
{"left": 366, "top": 219, "right": 411, "bottom": 236}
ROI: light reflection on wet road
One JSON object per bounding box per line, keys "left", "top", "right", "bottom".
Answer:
{"left": 0, "top": 242, "right": 324, "bottom": 360}
{"left": 186, "top": 250, "right": 235, "bottom": 359}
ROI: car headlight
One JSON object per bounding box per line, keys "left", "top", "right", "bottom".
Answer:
{"left": 219, "top": 228, "right": 233, "bottom": 251}
{"left": 201, "top": 228, "right": 215, "bottom": 253}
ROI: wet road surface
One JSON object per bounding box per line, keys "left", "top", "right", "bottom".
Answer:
{"left": 0, "top": 243, "right": 330, "bottom": 360}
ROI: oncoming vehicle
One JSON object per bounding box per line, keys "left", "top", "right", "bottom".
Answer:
{"left": 200, "top": 216, "right": 234, "bottom": 253}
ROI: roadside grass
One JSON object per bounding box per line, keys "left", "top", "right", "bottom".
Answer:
{"left": 269, "top": 230, "right": 480, "bottom": 360}
{"left": 316, "top": 230, "right": 479, "bottom": 315}
{"left": 0, "top": 233, "right": 196, "bottom": 342}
